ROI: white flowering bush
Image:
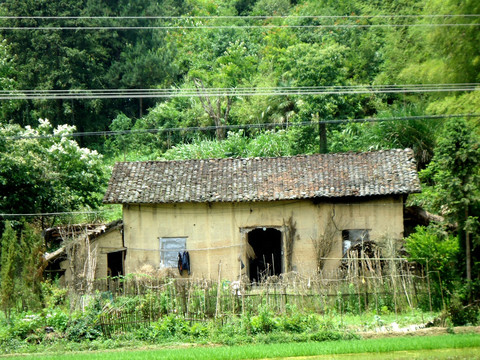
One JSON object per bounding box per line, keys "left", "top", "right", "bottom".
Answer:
{"left": 0, "top": 119, "right": 105, "bottom": 216}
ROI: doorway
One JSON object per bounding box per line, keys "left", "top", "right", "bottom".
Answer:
{"left": 107, "top": 250, "right": 125, "bottom": 278}
{"left": 247, "top": 228, "right": 282, "bottom": 283}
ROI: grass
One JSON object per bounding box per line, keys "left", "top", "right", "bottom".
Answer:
{"left": 9, "top": 333, "right": 480, "bottom": 360}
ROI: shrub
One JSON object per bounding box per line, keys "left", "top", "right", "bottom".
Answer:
{"left": 310, "top": 330, "right": 358, "bottom": 342}
{"left": 250, "top": 305, "right": 278, "bottom": 334}
{"left": 405, "top": 225, "right": 460, "bottom": 309}
{"left": 65, "top": 315, "right": 102, "bottom": 342}
{"left": 45, "top": 310, "right": 69, "bottom": 333}
{"left": 10, "top": 314, "right": 43, "bottom": 340}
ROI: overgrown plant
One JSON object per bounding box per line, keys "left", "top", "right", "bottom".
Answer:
{"left": 62, "top": 225, "right": 98, "bottom": 301}
{"left": 405, "top": 225, "right": 459, "bottom": 310}
{"left": 313, "top": 208, "right": 341, "bottom": 272}
{"left": 283, "top": 217, "right": 296, "bottom": 272}
{"left": 0, "top": 221, "right": 16, "bottom": 322}
{"left": 18, "top": 223, "right": 47, "bottom": 311}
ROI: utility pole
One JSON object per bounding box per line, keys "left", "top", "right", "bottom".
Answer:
{"left": 319, "top": 122, "right": 327, "bottom": 154}
{"left": 314, "top": 113, "right": 328, "bottom": 154}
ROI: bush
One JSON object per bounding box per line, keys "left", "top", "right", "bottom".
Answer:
{"left": 280, "top": 309, "right": 311, "bottom": 333}
{"left": 10, "top": 314, "right": 43, "bottom": 340}
{"left": 448, "top": 296, "right": 479, "bottom": 326}
{"left": 65, "top": 316, "right": 102, "bottom": 342}
{"left": 149, "top": 314, "right": 190, "bottom": 339}
{"left": 310, "top": 330, "right": 358, "bottom": 342}
{"left": 405, "top": 225, "right": 460, "bottom": 309}
{"left": 250, "top": 305, "right": 278, "bottom": 334}
{"left": 45, "top": 310, "right": 69, "bottom": 333}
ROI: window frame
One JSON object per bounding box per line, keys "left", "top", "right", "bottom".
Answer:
{"left": 342, "top": 229, "right": 370, "bottom": 256}
{"left": 159, "top": 237, "right": 187, "bottom": 268}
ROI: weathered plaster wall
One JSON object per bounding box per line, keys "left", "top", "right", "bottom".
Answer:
{"left": 95, "top": 228, "right": 124, "bottom": 279}
{"left": 60, "top": 227, "right": 123, "bottom": 285}
{"left": 122, "top": 197, "right": 404, "bottom": 280}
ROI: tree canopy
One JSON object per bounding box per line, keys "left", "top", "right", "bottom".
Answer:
{"left": 0, "top": 0, "right": 479, "bottom": 287}
{"left": 0, "top": 119, "right": 105, "bottom": 221}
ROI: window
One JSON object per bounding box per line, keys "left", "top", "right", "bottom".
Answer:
{"left": 159, "top": 237, "right": 187, "bottom": 268}
{"left": 342, "top": 230, "right": 369, "bottom": 255}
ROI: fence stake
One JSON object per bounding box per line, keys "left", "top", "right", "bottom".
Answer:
{"left": 426, "top": 260, "right": 433, "bottom": 312}
{"left": 215, "top": 261, "right": 222, "bottom": 318}
{"left": 437, "top": 271, "right": 446, "bottom": 312}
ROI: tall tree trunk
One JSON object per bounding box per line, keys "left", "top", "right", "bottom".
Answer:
{"left": 194, "top": 78, "right": 230, "bottom": 140}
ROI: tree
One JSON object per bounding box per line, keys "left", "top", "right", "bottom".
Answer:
{"left": 0, "top": 37, "right": 20, "bottom": 121}
{"left": 405, "top": 225, "right": 459, "bottom": 309}
{"left": 0, "top": 221, "right": 17, "bottom": 321}
{"left": 278, "top": 42, "right": 349, "bottom": 153}
{"left": 420, "top": 118, "right": 480, "bottom": 281}
{"left": 188, "top": 39, "right": 258, "bottom": 139}
{"left": 0, "top": 0, "right": 186, "bottom": 139}
{"left": 19, "top": 223, "right": 46, "bottom": 310}
{"left": 0, "top": 119, "right": 105, "bottom": 227}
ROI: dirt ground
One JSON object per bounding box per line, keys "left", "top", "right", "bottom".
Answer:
{"left": 359, "top": 326, "right": 480, "bottom": 339}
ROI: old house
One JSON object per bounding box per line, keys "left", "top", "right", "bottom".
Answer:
{"left": 44, "top": 220, "right": 124, "bottom": 288}
{"left": 103, "top": 149, "right": 421, "bottom": 281}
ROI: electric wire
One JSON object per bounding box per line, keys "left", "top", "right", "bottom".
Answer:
{"left": 0, "top": 83, "right": 478, "bottom": 100}
{"left": 1, "top": 14, "right": 479, "bottom": 20}
{"left": 0, "top": 210, "right": 117, "bottom": 217}
{"left": 1, "top": 23, "right": 479, "bottom": 30}
{"left": 0, "top": 15, "right": 477, "bottom": 217}
{"left": 3, "top": 113, "right": 479, "bottom": 141}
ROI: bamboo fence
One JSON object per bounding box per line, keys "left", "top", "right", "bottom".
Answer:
{"left": 85, "top": 257, "right": 441, "bottom": 336}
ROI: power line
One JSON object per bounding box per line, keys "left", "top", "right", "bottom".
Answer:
{"left": 1, "top": 23, "right": 479, "bottom": 30}
{"left": 5, "top": 83, "right": 479, "bottom": 93}
{"left": 1, "top": 14, "right": 479, "bottom": 20}
{"left": 0, "top": 83, "right": 478, "bottom": 100}
{"left": 0, "top": 210, "right": 116, "bottom": 217}
{"left": 3, "top": 114, "right": 479, "bottom": 141}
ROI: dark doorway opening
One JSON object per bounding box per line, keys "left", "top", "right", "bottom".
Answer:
{"left": 107, "top": 251, "right": 125, "bottom": 278}
{"left": 248, "top": 228, "right": 282, "bottom": 283}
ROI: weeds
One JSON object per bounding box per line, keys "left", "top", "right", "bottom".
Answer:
{"left": 0, "top": 270, "right": 476, "bottom": 355}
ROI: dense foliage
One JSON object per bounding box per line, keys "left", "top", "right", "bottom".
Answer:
{"left": 0, "top": 281, "right": 443, "bottom": 355}
{"left": 0, "top": 0, "right": 479, "bottom": 336}
{"left": 0, "top": 0, "right": 478, "bottom": 152}
{"left": 0, "top": 119, "right": 105, "bottom": 221}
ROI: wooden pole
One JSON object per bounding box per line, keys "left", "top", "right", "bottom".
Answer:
{"left": 426, "top": 260, "right": 433, "bottom": 312}
{"left": 319, "top": 122, "right": 327, "bottom": 154}
{"left": 466, "top": 208, "right": 471, "bottom": 282}
{"left": 215, "top": 261, "right": 222, "bottom": 318}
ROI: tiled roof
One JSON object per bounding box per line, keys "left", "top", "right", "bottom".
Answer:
{"left": 103, "top": 149, "right": 421, "bottom": 204}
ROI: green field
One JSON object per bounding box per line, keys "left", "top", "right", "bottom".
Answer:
{"left": 9, "top": 333, "right": 480, "bottom": 360}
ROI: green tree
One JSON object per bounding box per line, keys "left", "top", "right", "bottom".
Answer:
{"left": 420, "top": 118, "right": 480, "bottom": 281}
{"left": 251, "top": 0, "right": 291, "bottom": 16}
{"left": 405, "top": 225, "right": 459, "bottom": 308}
{"left": 0, "top": 0, "right": 186, "bottom": 139}
{"left": 0, "top": 119, "right": 105, "bottom": 226}
{"left": 279, "top": 41, "right": 349, "bottom": 153}
{"left": 0, "top": 221, "right": 17, "bottom": 321}
{"left": 18, "top": 223, "right": 46, "bottom": 310}
{"left": 0, "top": 37, "right": 20, "bottom": 121}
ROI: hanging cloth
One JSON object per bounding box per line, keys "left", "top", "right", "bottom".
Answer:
{"left": 177, "top": 252, "right": 183, "bottom": 274}
{"left": 181, "top": 251, "right": 191, "bottom": 275}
